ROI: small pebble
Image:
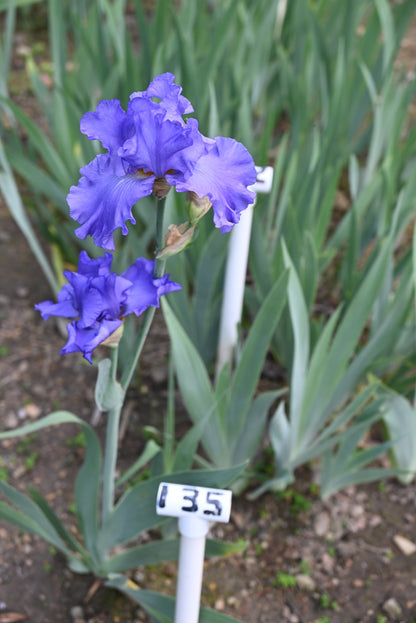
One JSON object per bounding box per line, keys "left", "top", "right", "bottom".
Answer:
{"left": 25, "top": 402, "right": 41, "bottom": 419}
{"left": 16, "top": 286, "right": 29, "bottom": 298}
{"left": 215, "top": 597, "right": 225, "bottom": 610}
{"left": 226, "top": 596, "right": 239, "bottom": 607}
{"left": 393, "top": 534, "right": 416, "bottom": 556}
{"left": 314, "top": 511, "right": 330, "bottom": 536}
{"left": 383, "top": 597, "right": 402, "bottom": 620}
{"left": 70, "top": 606, "right": 85, "bottom": 620}
{"left": 4, "top": 412, "right": 18, "bottom": 429}
{"left": 295, "top": 573, "right": 316, "bottom": 591}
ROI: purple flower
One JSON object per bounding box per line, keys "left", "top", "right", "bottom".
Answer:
{"left": 35, "top": 251, "right": 181, "bottom": 363}
{"left": 67, "top": 73, "right": 256, "bottom": 250}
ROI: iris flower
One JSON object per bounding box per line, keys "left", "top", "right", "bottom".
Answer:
{"left": 67, "top": 73, "right": 256, "bottom": 250}
{"left": 35, "top": 251, "right": 181, "bottom": 363}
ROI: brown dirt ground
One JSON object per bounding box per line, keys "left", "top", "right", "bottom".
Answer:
{"left": 1, "top": 158, "right": 416, "bottom": 623}
{"left": 1, "top": 8, "right": 416, "bottom": 623}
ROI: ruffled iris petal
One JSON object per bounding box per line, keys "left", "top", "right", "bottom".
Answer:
{"left": 68, "top": 74, "right": 257, "bottom": 246}
{"left": 122, "top": 258, "right": 181, "bottom": 316}
{"left": 80, "top": 99, "right": 132, "bottom": 154}
{"left": 62, "top": 319, "right": 122, "bottom": 363}
{"left": 36, "top": 250, "right": 181, "bottom": 363}
{"left": 77, "top": 250, "right": 113, "bottom": 277}
{"left": 64, "top": 272, "right": 104, "bottom": 327}
{"left": 130, "top": 72, "right": 193, "bottom": 123}
{"left": 153, "top": 273, "right": 182, "bottom": 298}
{"left": 122, "top": 99, "right": 195, "bottom": 180}
{"left": 176, "top": 136, "right": 256, "bottom": 232}
{"left": 35, "top": 294, "right": 77, "bottom": 320}
{"left": 67, "top": 154, "right": 154, "bottom": 250}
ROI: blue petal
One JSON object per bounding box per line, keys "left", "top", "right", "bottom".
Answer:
{"left": 67, "top": 154, "right": 154, "bottom": 250}
{"left": 121, "top": 100, "right": 195, "bottom": 180}
{"left": 176, "top": 136, "right": 256, "bottom": 232}
{"left": 80, "top": 99, "right": 133, "bottom": 154}
{"left": 62, "top": 319, "right": 122, "bottom": 363}
{"left": 121, "top": 258, "right": 159, "bottom": 316}
{"left": 35, "top": 295, "right": 77, "bottom": 321}
{"left": 77, "top": 250, "right": 113, "bottom": 277}
{"left": 35, "top": 281, "right": 81, "bottom": 320}
{"left": 64, "top": 269, "right": 132, "bottom": 327}
{"left": 153, "top": 273, "right": 182, "bottom": 298}
{"left": 121, "top": 257, "right": 181, "bottom": 317}
{"left": 130, "top": 72, "right": 193, "bottom": 123}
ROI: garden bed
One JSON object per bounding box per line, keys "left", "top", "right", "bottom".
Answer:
{"left": 1, "top": 188, "right": 416, "bottom": 623}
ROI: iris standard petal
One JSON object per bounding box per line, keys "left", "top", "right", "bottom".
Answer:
{"left": 122, "top": 99, "right": 195, "bottom": 180}
{"left": 77, "top": 250, "right": 113, "bottom": 277}
{"left": 80, "top": 99, "right": 133, "bottom": 154}
{"left": 67, "top": 154, "right": 155, "bottom": 250}
{"left": 130, "top": 72, "right": 193, "bottom": 123}
{"left": 176, "top": 136, "right": 256, "bottom": 232}
{"left": 64, "top": 272, "right": 104, "bottom": 327}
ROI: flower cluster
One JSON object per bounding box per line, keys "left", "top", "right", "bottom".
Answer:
{"left": 35, "top": 251, "right": 180, "bottom": 363}
{"left": 37, "top": 73, "right": 256, "bottom": 361}
{"left": 67, "top": 72, "right": 257, "bottom": 250}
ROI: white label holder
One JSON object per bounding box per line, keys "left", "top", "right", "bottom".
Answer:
{"left": 156, "top": 482, "right": 233, "bottom": 623}
{"left": 216, "top": 164, "right": 274, "bottom": 375}
{"left": 250, "top": 165, "right": 274, "bottom": 194}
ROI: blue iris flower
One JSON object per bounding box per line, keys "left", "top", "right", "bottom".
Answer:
{"left": 67, "top": 73, "right": 257, "bottom": 250}
{"left": 35, "top": 251, "right": 181, "bottom": 363}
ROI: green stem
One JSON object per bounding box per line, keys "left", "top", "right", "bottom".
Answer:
{"left": 101, "top": 198, "right": 167, "bottom": 523}
{"left": 101, "top": 346, "right": 123, "bottom": 524}
{"left": 120, "top": 198, "right": 166, "bottom": 390}
{"left": 164, "top": 353, "right": 175, "bottom": 472}
{"left": 154, "top": 195, "right": 166, "bottom": 278}
{"left": 120, "top": 305, "right": 156, "bottom": 391}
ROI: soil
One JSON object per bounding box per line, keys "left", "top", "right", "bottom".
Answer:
{"left": 1, "top": 10, "right": 416, "bottom": 623}
{"left": 1, "top": 162, "right": 416, "bottom": 623}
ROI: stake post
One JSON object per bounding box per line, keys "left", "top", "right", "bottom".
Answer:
{"left": 216, "top": 165, "right": 274, "bottom": 376}
{"left": 156, "top": 482, "right": 232, "bottom": 623}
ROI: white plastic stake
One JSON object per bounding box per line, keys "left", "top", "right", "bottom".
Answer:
{"left": 156, "top": 482, "right": 232, "bottom": 623}
{"left": 175, "top": 515, "right": 210, "bottom": 623}
{"left": 216, "top": 166, "right": 274, "bottom": 376}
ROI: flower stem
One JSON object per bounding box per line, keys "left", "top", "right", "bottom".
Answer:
{"left": 101, "top": 345, "right": 123, "bottom": 524}
{"left": 120, "top": 197, "right": 166, "bottom": 391}
{"left": 102, "top": 199, "right": 167, "bottom": 522}
{"left": 120, "top": 305, "right": 156, "bottom": 392}
{"left": 154, "top": 196, "right": 166, "bottom": 278}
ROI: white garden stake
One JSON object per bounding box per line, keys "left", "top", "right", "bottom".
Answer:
{"left": 216, "top": 166, "right": 274, "bottom": 376}
{"left": 156, "top": 482, "right": 232, "bottom": 623}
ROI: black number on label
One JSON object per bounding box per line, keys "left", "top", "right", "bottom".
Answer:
{"left": 203, "top": 491, "right": 223, "bottom": 516}
{"left": 181, "top": 487, "right": 199, "bottom": 512}
{"left": 158, "top": 484, "right": 168, "bottom": 508}
{"left": 256, "top": 166, "right": 266, "bottom": 184}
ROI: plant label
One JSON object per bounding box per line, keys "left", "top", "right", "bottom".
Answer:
{"left": 251, "top": 165, "right": 274, "bottom": 193}
{"left": 156, "top": 482, "right": 232, "bottom": 523}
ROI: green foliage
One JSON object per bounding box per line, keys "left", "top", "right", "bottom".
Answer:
{"left": 106, "top": 575, "right": 242, "bottom": 623}
{"left": 0, "top": 412, "right": 245, "bottom": 588}
{"left": 273, "top": 571, "right": 297, "bottom": 588}
{"left": 163, "top": 270, "right": 288, "bottom": 485}
{"left": 2, "top": 0, "right": 416, "bottom": 617}
{"left": 277, "top": 488, "right": 312, "bottom": 517}
{"left": 0, "top": 458, "right": 9, "bottom": 483}
{"left": 319, "top": 593, "right": 338, "bottom": 610}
